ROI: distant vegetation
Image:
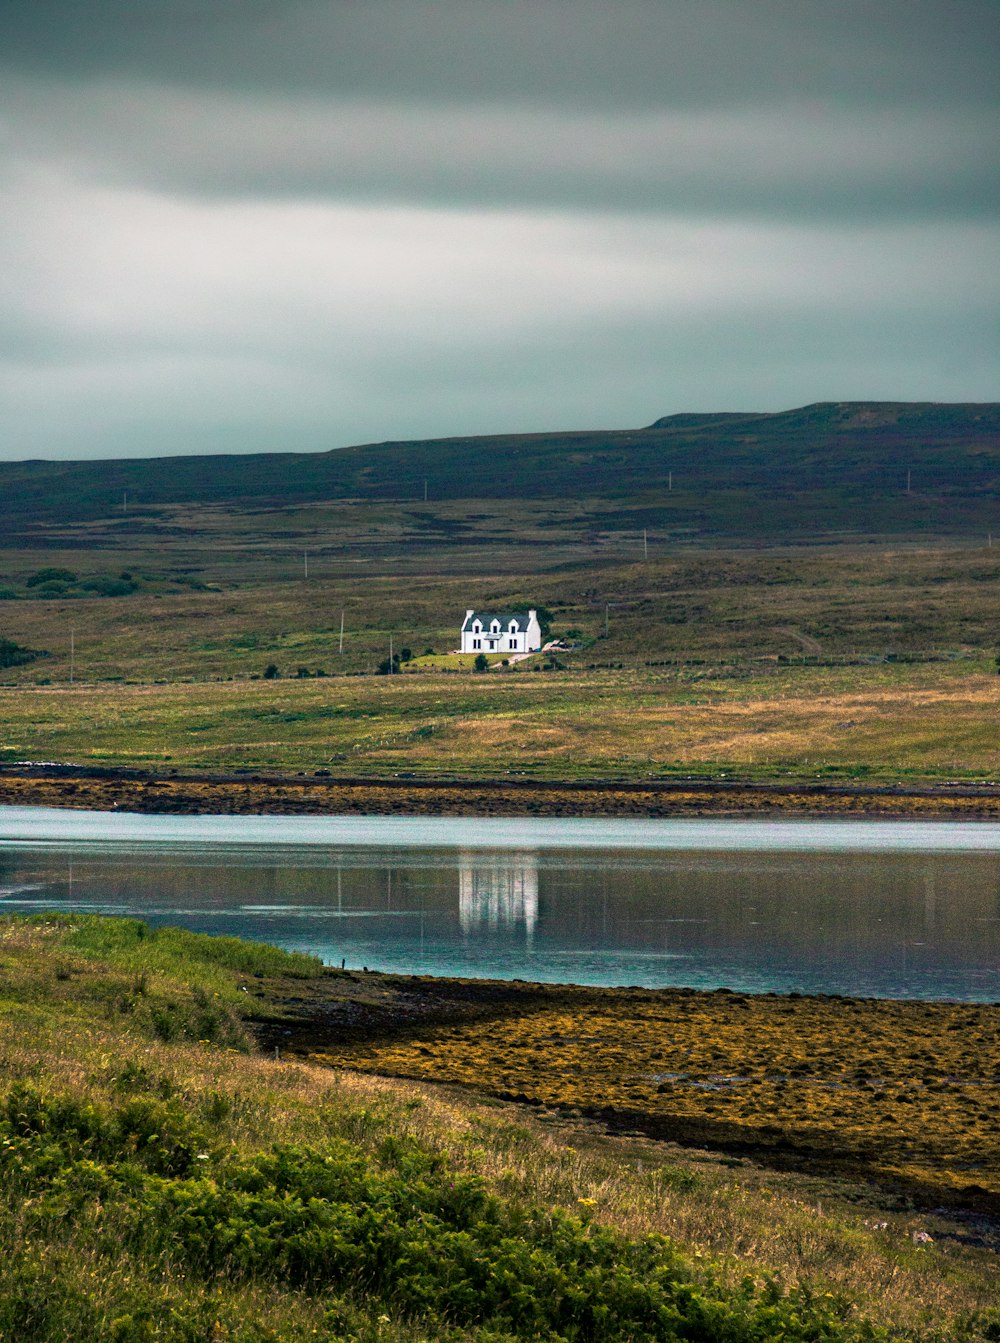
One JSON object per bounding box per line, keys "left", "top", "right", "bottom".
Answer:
{"left": 0, "top": 638, "right": 47, "bottom": 669}
{"left": 2, "top": 402, "right": 998, "bottom": 540}
{"left": 0, "top": 567, "right": 211, "bottom": 601}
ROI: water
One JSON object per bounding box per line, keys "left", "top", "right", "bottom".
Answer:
{"left": 1, "top": 807, "right": 999, "bottom": 999}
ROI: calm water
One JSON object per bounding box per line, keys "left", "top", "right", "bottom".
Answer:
{"left": 1, "top": 808, "right": 999, "bottom": 999}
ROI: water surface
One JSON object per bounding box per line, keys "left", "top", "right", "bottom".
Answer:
{"left": 1, "top": 808, "right": 998, "bottom": 999}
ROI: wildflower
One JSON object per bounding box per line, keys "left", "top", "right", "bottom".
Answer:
{"left": 577, "top": 1197, "right": 597, "bottom": 1207}
{"left": 196, "top": 1153, "right": 210, "bottom": 1161}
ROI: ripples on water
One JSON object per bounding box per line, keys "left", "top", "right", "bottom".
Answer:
{"left": 1, "top": 807, "right": 998, "bottom": 999}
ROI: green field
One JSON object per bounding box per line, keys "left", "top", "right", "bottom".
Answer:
{"left": 2, "top": 659, "right": 999, "bottom": 782}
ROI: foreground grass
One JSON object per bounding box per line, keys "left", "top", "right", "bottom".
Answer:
{"left": 0, "top": 915, "right": 998, "bottom": 1341}
{"left": 2, "top": 660, "right": 999, "bottom": 783}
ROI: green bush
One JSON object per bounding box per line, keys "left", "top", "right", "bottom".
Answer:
{"left": 25, "top": 567, "right": 77, "bottom": 588}
{"left": 0, "top": 638, "right": 48, "bottom": 668}
{"left": 0, "top": 1087, "right": 884, "bottom": 1343}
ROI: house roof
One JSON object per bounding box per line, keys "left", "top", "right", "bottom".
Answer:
{"left": 462, "top": 610, "right": 534, "bottom": 633}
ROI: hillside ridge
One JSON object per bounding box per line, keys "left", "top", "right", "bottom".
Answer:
{"left": 1, "top": 401, "right": 997, "bottom": 537}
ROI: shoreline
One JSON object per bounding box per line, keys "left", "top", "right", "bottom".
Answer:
{"left": 2, "top": 764, "right": 1000, "bottom": 818}
{"left": 250, "top": 966, "right": 1000, "bottom": 1218}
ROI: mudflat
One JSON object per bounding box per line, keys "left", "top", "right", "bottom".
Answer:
{"left": 248, "top": 966, "right": 1000, "bottom": 1218}
{"left": 3, "top": 766, "right": 1000, "bottom": 818}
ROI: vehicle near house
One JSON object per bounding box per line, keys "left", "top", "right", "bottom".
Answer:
{"left": 460, "top": 608, "right": 542, "bottom": 655}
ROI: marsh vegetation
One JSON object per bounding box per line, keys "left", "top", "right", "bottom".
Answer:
{"left": 1, "top": 913, "right": 998, "bottom": 1342}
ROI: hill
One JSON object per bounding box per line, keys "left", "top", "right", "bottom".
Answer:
{"left": 2, "top": 401, "right": 998, "bottom": 541}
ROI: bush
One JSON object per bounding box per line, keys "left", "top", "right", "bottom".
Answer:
{"left": 0, "top": 639, "right": 48, "bottom": 669}
{"left": 25, "top": 567, "right": 77, "bottom": 588}
{"left": 80, "top": 577, "right": 138, "bottom": 598}
{"left": 473, "top": 653, "right": 490, "bottom": 672}
{"left": 262, "top": 664, "right": 280, "bottom": 680}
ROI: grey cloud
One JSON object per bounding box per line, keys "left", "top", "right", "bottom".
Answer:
{"left": 5, "top": 78, "right": 997, "bottom": 221}
{"left": 3, "top": 0, "right": 998, "bottom": 113}
{"left": 0, "top": 0, "right": 997, "bottom": 460}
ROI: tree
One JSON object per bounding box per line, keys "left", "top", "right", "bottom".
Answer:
{"left": 473, "top": 653, "right": 490, "bottom": 672}
{"left": 534, "top": 605, "right": 554, "bottom": 640}
{"left": 263, "top": 663, "right": 280, "bottom": 679}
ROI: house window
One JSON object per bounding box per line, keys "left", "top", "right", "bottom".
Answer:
{"left": 511, "top": 638, "right": 518, "bottom": 649}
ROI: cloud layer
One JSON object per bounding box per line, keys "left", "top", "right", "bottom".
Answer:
{"left": 2, "top": 0, "right": 997, "bottom": 459}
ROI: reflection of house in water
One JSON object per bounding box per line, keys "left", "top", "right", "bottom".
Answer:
{"left": 458, "top": 851, "right": 538, "bottom": 939}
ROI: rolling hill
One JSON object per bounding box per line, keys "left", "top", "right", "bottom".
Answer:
{"left": 2, "top": 402, "right": 998, "bottom": 541}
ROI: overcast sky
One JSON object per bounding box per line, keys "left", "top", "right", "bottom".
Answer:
{"left": 1, "top": 0, "right": 997, "bottom": 460}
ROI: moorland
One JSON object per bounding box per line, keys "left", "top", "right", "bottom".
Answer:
{"left": 1, "top": 402, "right": 999, "bottom": 807}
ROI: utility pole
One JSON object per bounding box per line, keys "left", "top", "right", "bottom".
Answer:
{"left": 423, "top": 479, "right": 428, "bottom": 502}
{"left": 605, "top": 603, "right": 610, "bottom": 637}
{"left": 303, "top": 551, "right": 309, "bottom": 580}
{"left": 122, "top": 491, "right": 128, "bottom": 513}
{"left": 906, "top": 469, "right": 912, "bottom": 494}
{"left": 339, "top": 610, "right": 345, "bottom": 654}
{"left": 643, "top": 529, "right": 648, "bottom": 561}
{"left": 668, "top": 471, "right": 673, "bottom": 492}
{"left": 69, "top": 628, "right": 75, "bottom": 684}
{"left": 389, "top": 633, "right": 394, "bottom": 673}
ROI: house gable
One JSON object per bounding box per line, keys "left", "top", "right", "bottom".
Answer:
{"left": 460, "top": 607, "right": 542, "bottom": 655}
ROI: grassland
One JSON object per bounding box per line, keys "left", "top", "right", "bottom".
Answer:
{"left": 2, "top": 418, "right": 1000, "bottom": 796}
{"left": 2, "top": 659, "right": 999, "bottom": 786}
{"left": 1, "top": 913, "right": 998, "bottom": 1342}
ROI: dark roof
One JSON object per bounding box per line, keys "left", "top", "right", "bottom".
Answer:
{"left": 462, "top": 610, "right": 533, "bottom": 633}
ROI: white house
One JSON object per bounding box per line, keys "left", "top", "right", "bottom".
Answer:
{"left": 460, "top": 608, "right": 542, "bottom": 655}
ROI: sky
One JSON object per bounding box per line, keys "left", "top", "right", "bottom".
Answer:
{"left": 1, "top": 0, "right": 998, "bottom": 461}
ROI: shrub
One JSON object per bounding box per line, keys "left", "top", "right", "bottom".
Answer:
{"left": 262, "top": 664, "right": 280, "bottom": 680}
{"left": 79, "top": 577, "right": 138, "bottom": 598}
{"left": 473, "top": 653, "right": 490, "bottom": 672}
{"left": 25, "top": 567, "right": 77, "bottom": 588}
{"left": 0, "top": 639, "right": 48, "bottom": 669}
